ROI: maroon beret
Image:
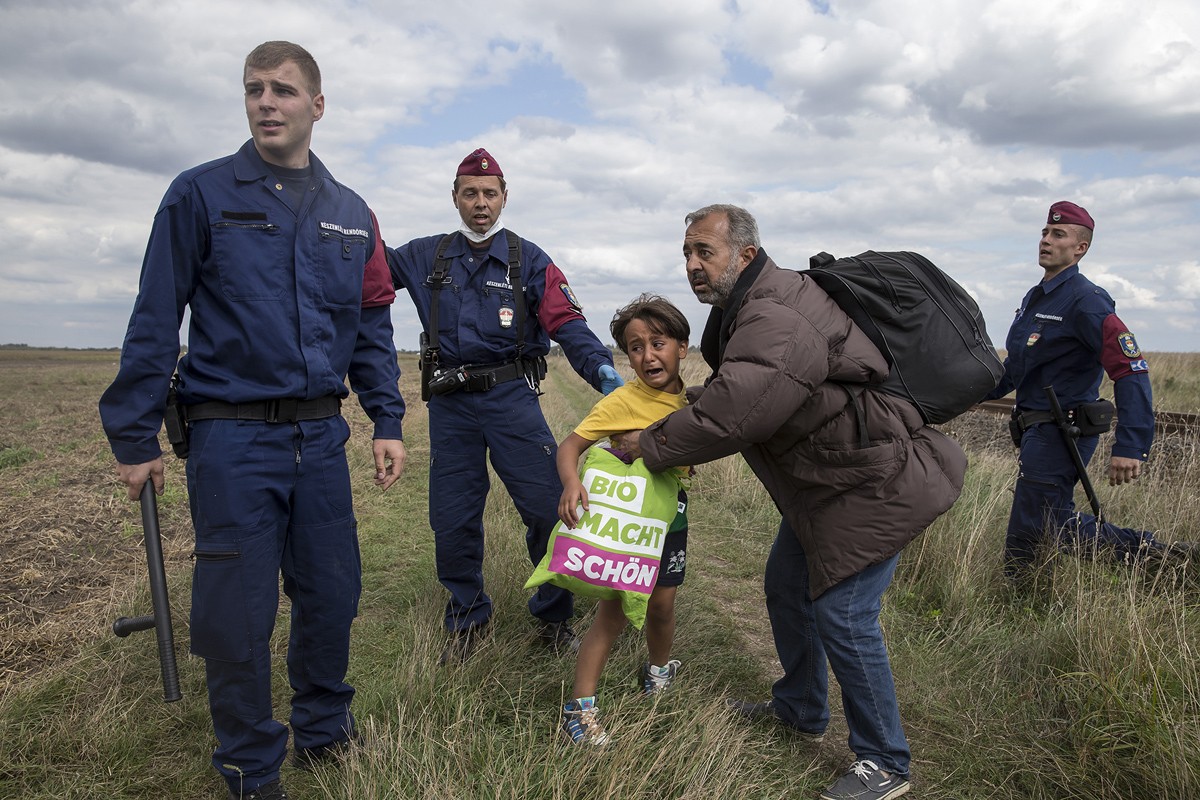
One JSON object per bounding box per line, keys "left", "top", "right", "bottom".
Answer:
{"left": 456, "top": 148, "right": 503, "bottom": 178}
{"left": 1047, "top": 201, "right": 1094, "bottom": 231}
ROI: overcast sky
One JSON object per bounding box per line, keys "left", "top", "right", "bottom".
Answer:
{"left": 1, "top": 0, "right": 1197, "bottom": 355}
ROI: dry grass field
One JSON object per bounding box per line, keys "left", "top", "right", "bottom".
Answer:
{"left": 2, "top": 348, "right": 1199, "bottom": 799}
{"left": 0, "top": 349, "right": 192, "bottom": 688}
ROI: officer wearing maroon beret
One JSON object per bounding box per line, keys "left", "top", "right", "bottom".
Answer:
{"left": 387, "top": 148, "right": 623, "bottom": 662}
{"left": 986, "top": 200, "right": 1192, "bottom": 575}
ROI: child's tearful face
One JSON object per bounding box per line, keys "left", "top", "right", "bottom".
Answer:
{"left": 623, "top": 318, "right": 688, "bottom": 394}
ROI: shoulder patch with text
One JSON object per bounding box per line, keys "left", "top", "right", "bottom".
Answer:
{"left": 1117, "top": 331, "right": 1141, "bottom": 358}
{"left": 560, "top": 283, "right": 582, "bottom": 312}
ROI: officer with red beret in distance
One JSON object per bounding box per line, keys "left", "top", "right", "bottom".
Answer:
{"left": 986, "top": 200, "right": 1194, "bottom": 578}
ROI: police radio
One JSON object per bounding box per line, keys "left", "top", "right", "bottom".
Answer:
{"left": 419, "top": 331, "right": 438, "bottom": 402}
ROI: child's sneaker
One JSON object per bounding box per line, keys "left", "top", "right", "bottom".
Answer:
{"left": 640, "top": 659, "right": 681, "bottom": 695}
{"left": 561, "top": 697, "right": 610, "bottom": 745}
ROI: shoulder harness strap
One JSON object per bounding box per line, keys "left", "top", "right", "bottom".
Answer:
{"left": 422, "top": 234, "right": 456, "bottom": 356}
{"left": 423, "top": 231, "right": 529, "bottom": 363}
{"left": 505, "top": 229, "right": 526, "bottom": 360}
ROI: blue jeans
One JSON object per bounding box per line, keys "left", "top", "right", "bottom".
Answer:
{"left": 1006, "top": 424, "right": 1157, "bottom": 572}
{"left": 764, "top": 520, "right": 909, "bottom": 777}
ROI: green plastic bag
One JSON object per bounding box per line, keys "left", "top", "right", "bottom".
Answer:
{"left": 525, "top": 448, "right": 684, "bottom": 629}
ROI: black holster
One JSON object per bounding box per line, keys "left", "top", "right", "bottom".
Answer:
{"left": 163, "top": 381, "right": 189, "bottom": 459}
{"left": 1008, "top": 398, "right": 1115, "bottom": 447}
{"left": 419, "top": 331, "right": 437, "bottom": 403}
{"left": 1074, "top": 399, "right": 1115, "bottom": 437}
{"left": 426, "top": 357, "right": 547, "bottom": 398}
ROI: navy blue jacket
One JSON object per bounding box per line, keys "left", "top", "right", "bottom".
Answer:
{"left": 100, "top": 140, "right": 405, "bottom": 464}
{"left": 987, "top": 264, "right": 1152, "bottom": 460}
{"left": 388, "top": 230, "right": 612, "bottom": 387}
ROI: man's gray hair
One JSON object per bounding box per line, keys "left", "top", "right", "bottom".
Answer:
{"left": 685, "top": 204, "right": 761, "bottom": 250}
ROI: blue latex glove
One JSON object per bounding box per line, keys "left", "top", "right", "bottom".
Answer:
{"left": 598, "top": 364, "right": 625, "bottom": 395}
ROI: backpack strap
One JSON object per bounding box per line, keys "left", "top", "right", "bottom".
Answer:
{"left": 809, "top": 251, "right": 836, "bottom": 269}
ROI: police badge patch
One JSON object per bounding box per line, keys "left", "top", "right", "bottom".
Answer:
{"left": 1117, "top": 332, "right": 1141, "bottom": 358}
{"left": 560, "top": 283, "right": 582, "bottom": 312}
{"left": 1026, "top": 332, "right": 1041, "bottom": 347}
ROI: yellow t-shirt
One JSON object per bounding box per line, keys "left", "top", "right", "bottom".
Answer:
{"left": 574, "top": 378, "right": 691, "bottom": 476}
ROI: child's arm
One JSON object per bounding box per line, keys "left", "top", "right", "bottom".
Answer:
{"left": 557, "top": 432, "right": 597, "bottom": 529}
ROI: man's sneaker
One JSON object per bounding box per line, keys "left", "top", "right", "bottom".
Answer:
{"left": 227, "top": 779, "right": 289, "bottom": 800}
{"left": 640, "top": 659, "right": 682, "bottom": 695}
{"left": 725, "top": 697, "right": 825, "bottom": 742}
{"left": 439, "top": 622, "right": 489, "bottom": 665}
{"left": 819, "top": 760, "right": 910, "bottom": 800}
{"left": 537, "top": 620, "right": 580, "bottom": 654}
{"left": 561, "top": 697, "right": 611, "bottom": 745}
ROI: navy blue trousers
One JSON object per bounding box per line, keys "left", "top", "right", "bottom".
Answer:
{"left": 428, "top": 380, "right": 572, "bottom": 631}
{"left": 186, "top": 416, "right": 359, "bottom": 793}
{"left": 1007, "top": 423, "right": 1157, "bottom": 572}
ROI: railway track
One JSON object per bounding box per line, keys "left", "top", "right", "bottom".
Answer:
{"left": 971, "top": 397, "right": 1200, "bottom": 437}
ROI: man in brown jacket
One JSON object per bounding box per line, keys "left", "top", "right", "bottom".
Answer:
{"left": 624, "top": 205, "right": 966, "bottom": 800}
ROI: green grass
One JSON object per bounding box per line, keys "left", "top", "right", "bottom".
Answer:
{"left": 2, "top": 351, "right": 1200, "bottom": 798}
{"left": 0, "top": 445, "right": 38, "bottom": 471}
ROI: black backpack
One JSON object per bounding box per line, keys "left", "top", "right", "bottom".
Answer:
{"left": 805, "top": 250, "right": 1003, "bottom": 425}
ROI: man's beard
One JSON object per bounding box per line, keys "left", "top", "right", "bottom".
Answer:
{"left": 692, "top": 252, "right": 742, "bottom": 307}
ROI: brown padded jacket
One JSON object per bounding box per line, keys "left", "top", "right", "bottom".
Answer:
{"left": 640, "top": 256, "right": 967, "bottom": 598}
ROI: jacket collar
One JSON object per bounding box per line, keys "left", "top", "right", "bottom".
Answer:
{"left": 1040, "top": 263, "right": 1080, "bottom": 294}
{"left": 701, "top": 247, "right": 770, "bottom": 369}
{"left": 443, "top": 229, "right": 517, "bottom": 261}
{"left": 232, "top": 139, "right": 331, "bottom": 184}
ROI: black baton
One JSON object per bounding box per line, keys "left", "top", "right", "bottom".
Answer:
{"left": 112, "top": 481, "right": 182, "bottom": 702}
{"left": 1043, "top": 385, "right": 1104, "bottom": 526}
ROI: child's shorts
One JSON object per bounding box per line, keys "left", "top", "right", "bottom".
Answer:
{"left": 656, "top": 489, "right": 688, "bottom": 588}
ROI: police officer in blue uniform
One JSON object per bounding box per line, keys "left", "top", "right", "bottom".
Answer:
{"left": 987, "top": 200, "right": 1184, "bottom": 577}
{"left": 388, "top": 149, "right": 623, "bottom": 662}
{"left": 99, "top": 42, "right": 406, "bottom": 800}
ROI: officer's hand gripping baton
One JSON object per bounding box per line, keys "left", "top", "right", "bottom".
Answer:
{"left": 112, "top": 481, "right": 182, "bottom": 702}
{"left": 1043, "top": 385, "right": 1104, "bottom": 526}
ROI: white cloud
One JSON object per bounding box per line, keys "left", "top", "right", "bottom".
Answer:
{"left": 0, "top": 0, "right": 1196, "bottom": 355}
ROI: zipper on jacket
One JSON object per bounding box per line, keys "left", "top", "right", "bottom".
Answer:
{"left": 214, "top": 221, "right": 279, "bottom": 232}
